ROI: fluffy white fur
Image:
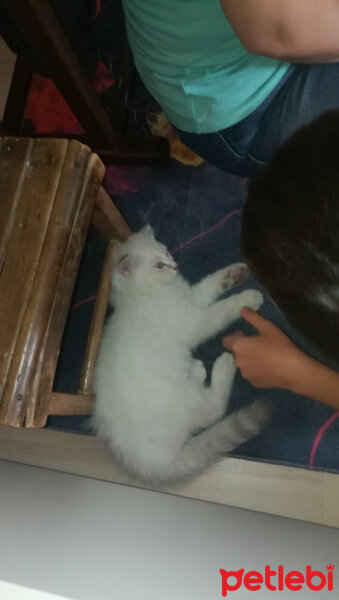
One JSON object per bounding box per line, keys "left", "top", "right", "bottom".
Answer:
{"left": 93, "top": 226, "right": 270, "bottom": 483}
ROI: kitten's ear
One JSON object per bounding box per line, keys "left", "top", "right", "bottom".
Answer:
{"left": 140, "top": 224, "right": 155, "bottom": 239}
{"left": 117, "top": 253, "right": 139, "bottom": 276}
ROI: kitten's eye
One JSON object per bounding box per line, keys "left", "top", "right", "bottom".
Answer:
{"left": 156, "top": 262, "right": 165, "bottom": 269}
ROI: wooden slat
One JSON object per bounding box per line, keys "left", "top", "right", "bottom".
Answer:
{"left": 26, "top": 153, "right": 105, "bottom": 428}
{"left": 107, "top": 38, "right": 134, "bottom": 135}
{"left": 78, "top": 240, "right": 118, "bottom": 395}
{"left": 0, "top": 426, "right": 338, "bottom": 528}
{"left": 13, "top": 135, "right": 170, "bottom": 167}
{"left": 0, "top": 138, "right": 68, "bottom": 409}
{"left": 92, "top": 187, "right": 131, "bottom": 241}
{"left": 48, "top": 392, "right": 94, "bottom": 416}
{"left": 0, "top": 137, "right": 33, "bottom": 271}
{"left": 98, "top": 136, "right": 169, "bottom": 167}
{"left": 17, "top": 140, "right": 93, "bottom": 428}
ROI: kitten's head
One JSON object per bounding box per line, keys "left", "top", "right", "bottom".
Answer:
{"left": 113, "top": 225, "right": 178, "bottom": 288}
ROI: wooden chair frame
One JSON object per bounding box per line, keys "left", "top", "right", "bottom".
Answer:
{"left": 0, "top": 0, "right": 169, "bottom": 166}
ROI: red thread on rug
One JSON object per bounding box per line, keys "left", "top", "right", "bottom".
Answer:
{"left": 310, "top": 412, "right": 339, "bottom": 469}
{"left": 71, "top": 295, "right": 97, "bottom": 311}
{"left": 171, "top": 208, "right": 243, "bottom": 255}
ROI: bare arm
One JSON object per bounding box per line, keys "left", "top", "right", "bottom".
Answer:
{"left": 220, "top": 0, "right": 339, "bottom": 63}
{"left": 223, "top": 308, "right": 339, "bottom": 410}
{"left": 291, "top": 355, "right": 339, "bottom": 411}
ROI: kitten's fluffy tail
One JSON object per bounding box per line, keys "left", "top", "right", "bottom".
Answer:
{"left": 167, "top": 399, "right": 271, "bottom": 483}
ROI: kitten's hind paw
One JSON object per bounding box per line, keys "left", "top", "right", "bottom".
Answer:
{"left": 191, "top": 359, "right": 207, "bottom": 384}
{"left": 212, "top": 352, "right": 236, "bottom": 388}
{"left": 240, "top": 398, "right": 272, "bottom": 434}
{"left": 238, "top": 289, "right": 264, "bottom": 312}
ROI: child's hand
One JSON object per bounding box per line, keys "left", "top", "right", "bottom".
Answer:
{"left": 222, "top": 307, "right": 306, "bottom": 390}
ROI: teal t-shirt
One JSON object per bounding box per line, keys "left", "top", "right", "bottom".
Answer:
{"left": 122, "top": 0, "right": 289, "bottom": 133}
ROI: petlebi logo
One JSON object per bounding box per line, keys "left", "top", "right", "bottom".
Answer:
{"left": 219, "top": 564, "right": 335, "bottom": 596}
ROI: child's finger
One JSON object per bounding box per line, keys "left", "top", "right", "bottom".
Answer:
{"left": 240, "top": 307, "right": 272, "bottom": 333}
{"left": 222, "top": 330, "right": 245, "bottom": 351}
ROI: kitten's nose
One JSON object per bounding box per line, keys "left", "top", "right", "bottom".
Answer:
{"left": 172, "top": 263, "right": 178, "bottom": 271}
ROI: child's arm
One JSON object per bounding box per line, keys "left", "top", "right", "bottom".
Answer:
{"left": 222, "top": 307, "right": 339, "bottom": 410}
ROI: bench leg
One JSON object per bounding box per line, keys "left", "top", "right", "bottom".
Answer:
{"left": 78, "top": 239, "right": 118, "bottom": 396}
{"left": 48, "top": 392, "right": 94, "bottom": 417}
{"left": 92, "top": 187, "right": 131, "bottom": 241}
{"left": 3, "top": 55, "right": 32, "bottom": 134}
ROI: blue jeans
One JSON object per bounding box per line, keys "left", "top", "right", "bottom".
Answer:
{"left": 175, "top": 63, "right": 339, "bottom": 176}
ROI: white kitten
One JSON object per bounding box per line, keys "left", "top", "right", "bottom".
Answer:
{"left": 93, "top": 226, "right": 269, "bottom": 483}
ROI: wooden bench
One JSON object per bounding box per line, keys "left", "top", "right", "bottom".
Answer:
{"left": 0, "top": 136, "right": 130, "bottom": 428}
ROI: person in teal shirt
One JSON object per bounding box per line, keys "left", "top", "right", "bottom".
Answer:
{"left": 122, "top": 0, "right": 339, "bottom": 175}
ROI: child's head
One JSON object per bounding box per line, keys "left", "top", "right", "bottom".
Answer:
{"left": 241, "top": 109, "right": 339, "bottom": 361}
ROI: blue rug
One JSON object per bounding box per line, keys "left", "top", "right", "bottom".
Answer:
{"left": 50, "top": 158, "right": 339, "bottom": 474}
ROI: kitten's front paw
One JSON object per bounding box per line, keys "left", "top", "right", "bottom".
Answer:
{"left": 221, "top": 263, "right": 249, "bottom": 291}
{"left": 238, "top": 289, "right": 264, "bottom": 312}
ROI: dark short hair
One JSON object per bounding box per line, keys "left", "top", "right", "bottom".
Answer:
{"left": 241, "top": 109, "right": 339, "bottom": 361}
